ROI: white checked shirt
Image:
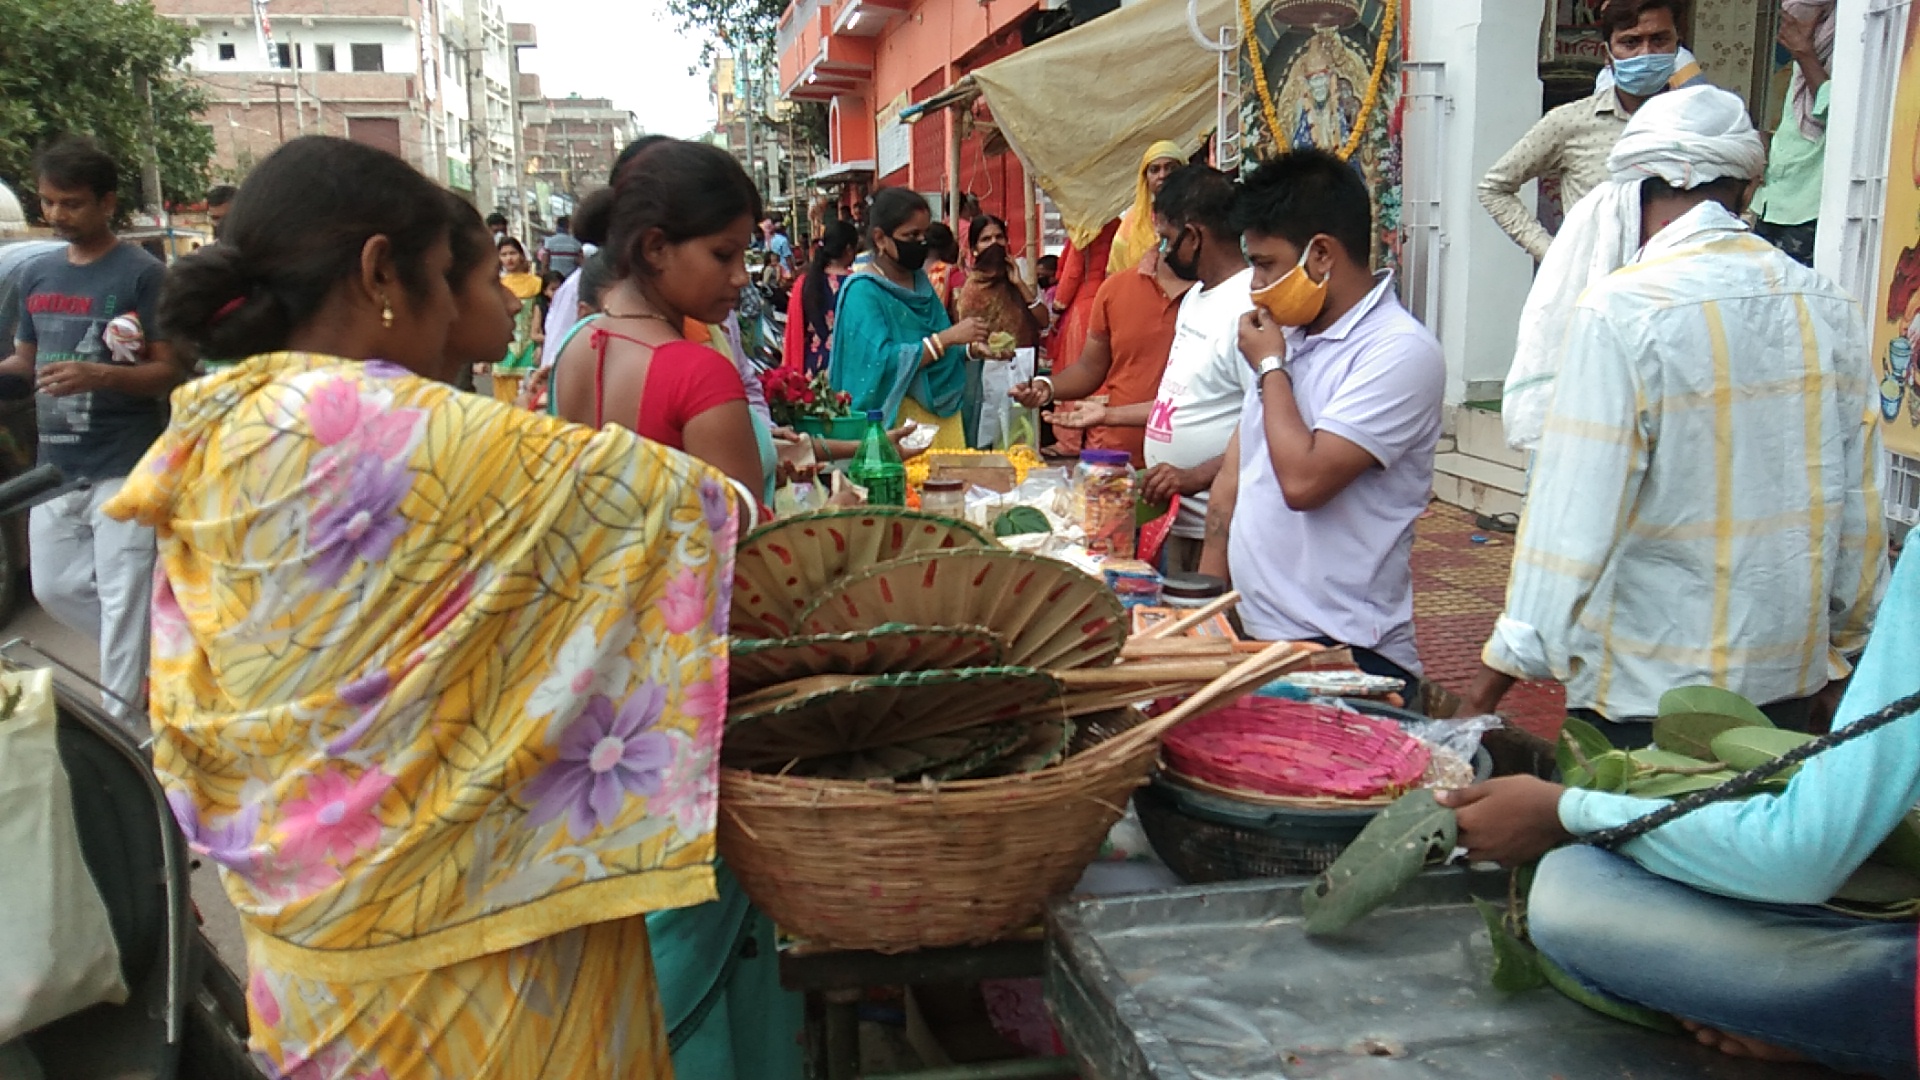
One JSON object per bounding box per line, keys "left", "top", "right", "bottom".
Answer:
{"left": 1485, "top": 202, "right": 1888, "bottom": 721}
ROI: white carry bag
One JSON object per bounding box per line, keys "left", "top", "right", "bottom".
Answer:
{"left": 0, "top": 669, "right": 127, "bottom": 1040}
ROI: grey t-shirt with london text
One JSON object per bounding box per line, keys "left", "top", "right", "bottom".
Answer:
{"left": 14, "top": 242, "right": 167, "bottom": 480}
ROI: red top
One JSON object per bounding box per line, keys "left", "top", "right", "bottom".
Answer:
{"left": 588, "top": 325, "right": 746, "bottom": 450}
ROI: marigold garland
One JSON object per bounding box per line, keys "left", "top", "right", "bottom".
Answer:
{"left": 904, "top": 445, "right": 1045, "bottom": 491}
{"left": 1239, "top": 0, "right": 1399, "bottom": 163}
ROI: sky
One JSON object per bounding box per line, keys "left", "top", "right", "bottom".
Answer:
{"left": 500, "top": 0, "right": 723, "bottom": 139}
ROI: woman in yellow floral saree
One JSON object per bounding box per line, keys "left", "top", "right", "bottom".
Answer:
{"left": 110, "top": 135, "right": 735, "bottom": 1079}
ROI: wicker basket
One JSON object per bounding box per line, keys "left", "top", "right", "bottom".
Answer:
{"left": 716, "top": 642, "right": 1310, "bottom": 953}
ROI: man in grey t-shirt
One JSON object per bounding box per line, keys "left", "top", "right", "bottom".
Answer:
{"left": 539, "top": 216, "right": 583, "bottom": 277}
{"left": 0, "top": 137, "right": 189, "bottom": 717}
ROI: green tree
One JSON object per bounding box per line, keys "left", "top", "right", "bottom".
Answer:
{"left": 665, "top": 0, "right": 787, "bottom": 69}
{"left": 0, "top": 0, "right": 214, "bottom": 213}
{"left": 664, "top": 0, "right": 828, "bottom": 155}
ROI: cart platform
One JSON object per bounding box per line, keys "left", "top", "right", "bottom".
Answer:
{"left": 1046, "top": 868, "right": 1838, "bottom": 1079}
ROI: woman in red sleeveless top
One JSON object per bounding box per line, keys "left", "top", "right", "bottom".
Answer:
{"left": 552, "top": 140, "right": 765, "bottom": 499}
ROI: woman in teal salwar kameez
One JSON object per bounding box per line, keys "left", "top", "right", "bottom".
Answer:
{"left": 829, "top": 188, "right": 987, "bottom": 449}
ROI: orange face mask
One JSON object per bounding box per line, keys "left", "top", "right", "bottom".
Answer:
{"left": 1249, "top": 243, "right": 1329, "bottom": 327}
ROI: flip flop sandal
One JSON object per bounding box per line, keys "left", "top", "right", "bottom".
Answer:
{"left": 1475, "top": 512, "right": 1519, "bottom": 534}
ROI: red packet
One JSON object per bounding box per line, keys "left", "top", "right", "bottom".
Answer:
{"left": 1137, "top": 495, "right": 1178, "bottom": 566}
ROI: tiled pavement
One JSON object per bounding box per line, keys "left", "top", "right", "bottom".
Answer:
{"left": 1412, "top": 502, "right": 1566, "bottom": 739}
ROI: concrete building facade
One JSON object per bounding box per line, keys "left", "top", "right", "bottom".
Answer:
{"left": 520, "top": 93, "right": 643, "bottom": 224}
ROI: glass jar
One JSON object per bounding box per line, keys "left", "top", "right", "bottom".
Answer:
{"left": 921, "top": 478, "right": 966, "bottom": 519}
{"left": 1073, "top": 449, "right": 1136, "bottom": 558}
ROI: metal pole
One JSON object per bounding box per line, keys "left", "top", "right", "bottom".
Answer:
{"left": 133, "top": 71, "right": 166, "bottom": 217}
{"left": 741, "top": 52, "right": 761, "bottom": 200}
{"left": 945, "top": 92, "right": 961, "bottom": 226}
{"left": 1023, "top": 169, "right": 1039, "bottom": 285}
{"left": 272, "top": 81, "right": 286, "bottom": 145}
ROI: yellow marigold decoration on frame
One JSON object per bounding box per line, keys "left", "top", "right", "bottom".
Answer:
{"left": 904, "top": 446, "right": 1046, "bottom": 491}
{"left": 1240, "top": 0, "right": 1399, "bottom": 163}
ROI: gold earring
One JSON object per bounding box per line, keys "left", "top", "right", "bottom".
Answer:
{"left": 381, "top": 299, "right": 394, "bottom": 329}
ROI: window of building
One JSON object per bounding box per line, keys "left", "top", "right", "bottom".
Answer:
{"left": 350, "top": 43, "right": 384, "bottom": 72}
{"left": 316, "top": 43, "right": 336, "bottom": 71}
{"left": 217, "top": 42, "right": 236, "bottom": 61}
{"left": 275, "top": 43, "right": 294, "bottom": 68}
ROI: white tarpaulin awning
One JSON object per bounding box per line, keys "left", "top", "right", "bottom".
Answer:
{"left": 965, "top": 0, "right": 1233, "bottom": 246}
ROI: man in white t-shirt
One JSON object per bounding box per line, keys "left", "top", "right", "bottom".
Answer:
{"left": 1051, "top": 166, "right": 1252, "bottom": 573}
{"left": 1200, "top": 149, "right": 1445, "bottom": 687}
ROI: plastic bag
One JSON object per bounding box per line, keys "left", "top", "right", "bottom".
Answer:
{"left": 1400, "top": 713, "right": 1504, "bottom": 770}
{"left": 0, "top": 669, "right": 127, "bottom": 1040}
{"left": 978, "top": 348, "right": 1038, "bottom": 450}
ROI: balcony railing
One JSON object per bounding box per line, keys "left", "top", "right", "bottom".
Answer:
{"left": 776, "top": 0, "right": 821, "bottom": 68}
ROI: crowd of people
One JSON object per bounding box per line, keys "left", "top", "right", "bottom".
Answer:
{"left": 3, "top": 0, "right": 1917, "bottom": 1074}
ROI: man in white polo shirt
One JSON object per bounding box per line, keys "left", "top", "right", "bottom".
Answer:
{"left": 1199, "top": 149, "right": 1445, "bottom": 687}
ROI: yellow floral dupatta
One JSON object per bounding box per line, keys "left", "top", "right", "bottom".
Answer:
{"left": 104, "top": 353, "right": 733, "bottom": 986}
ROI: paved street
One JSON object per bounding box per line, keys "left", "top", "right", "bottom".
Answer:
{"left": 4, "top": 601, "right": 250, "bottom": 978}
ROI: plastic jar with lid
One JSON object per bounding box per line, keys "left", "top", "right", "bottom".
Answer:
{"left": 1073, "top": 449, "right": 1136, "bottom": 558}
{"left": 1160, "top": 573, "right": 1230, "bottom": 609}
{"left": 921, "top": 477, "right": 966, "bottom": 519}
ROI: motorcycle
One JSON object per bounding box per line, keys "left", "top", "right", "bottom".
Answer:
{"left": 0, "top": 464, "right": 259, "bottom": 1080}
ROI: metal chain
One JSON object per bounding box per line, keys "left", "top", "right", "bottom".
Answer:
{"left": 1587, "top": 686, "right": 1920, "bottom": 850}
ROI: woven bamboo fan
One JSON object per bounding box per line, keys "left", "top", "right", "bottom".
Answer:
{"left": 723, "top": 667, "right": 1062, "bottom": 772}
{"left": 973, "top": 716, "right": 1075, "bottom": 777}
{"left": 730, "top": 624, "right": 1005, "bottom": 696}
{"left": 731, "top": 509, "right": 994, "bottom": 637}
{"left": 1161, "top": 699, "right": 1431, "bottom": 800}
{"left": 791, "top": 721, "right": 1029, "bottom": 781}
{"left": 797, "top": 550, "right": 1128, "bottom": 671}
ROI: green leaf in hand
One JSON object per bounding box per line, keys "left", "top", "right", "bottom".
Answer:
{"left": 1302, "top": 790, "right": 1457, "bottom": 936}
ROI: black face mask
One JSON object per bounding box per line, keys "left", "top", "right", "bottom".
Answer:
{"left": 1164, "top": 229, "right": 1203, "bottom": 282}
{"left": 889, "top": 235, "right": 930, "bottom": 272}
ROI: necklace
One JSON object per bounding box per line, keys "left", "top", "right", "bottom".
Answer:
{"left": 603, "top": 309, "right": 678, "bottom": 326}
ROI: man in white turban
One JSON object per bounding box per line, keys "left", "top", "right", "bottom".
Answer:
{"left": 1463, "top": 86, "right": 1887, "bottom": 750}
{"left": 1502, "top": 84, "right": 1770, "bottom": 451}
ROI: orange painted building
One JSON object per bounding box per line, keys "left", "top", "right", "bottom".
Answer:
{"left": 777, "top": 0, "right": 1048, "bottom": 248}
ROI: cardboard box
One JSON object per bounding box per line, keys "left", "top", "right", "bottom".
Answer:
{"left": 926, "top": 452, "right": 1018, "bottom": 494}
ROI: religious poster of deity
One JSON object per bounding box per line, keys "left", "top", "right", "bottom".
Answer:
{"left": 1873, "top": 5, "right": 1920, "bottom": 459}
{"left": 1237, "top": 0, "right": 1404, "bottom": 269}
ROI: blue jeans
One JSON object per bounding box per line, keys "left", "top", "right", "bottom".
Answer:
{"left": 1529, "top": 845, "right": 1919, "bottom": 1078}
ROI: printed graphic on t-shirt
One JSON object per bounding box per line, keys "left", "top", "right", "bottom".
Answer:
{"left": 1146, "top": 381, "right": 1183, "bottom": 444}
{"left": 33, "top": 295, "right": 118, "bottom": 443}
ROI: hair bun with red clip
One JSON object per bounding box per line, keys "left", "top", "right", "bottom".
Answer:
{"left": 212, "top": 295, "right": 247, "bottom": 325}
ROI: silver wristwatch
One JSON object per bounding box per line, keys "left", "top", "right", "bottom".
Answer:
{"left": 1255, "top": 354, "right": 1289, "bottom": 393}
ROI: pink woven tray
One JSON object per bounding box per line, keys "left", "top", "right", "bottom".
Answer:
{"left": 1162, "top": 698, "right": 1431, "bottom": 800}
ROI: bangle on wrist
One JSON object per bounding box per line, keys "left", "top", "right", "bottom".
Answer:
{"left": 1033, "top": 375, "right": 1055, "bottom": 406}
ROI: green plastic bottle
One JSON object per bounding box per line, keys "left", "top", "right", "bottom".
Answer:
{"left": 848, "top": 410, "right": 906, "bottom": 506}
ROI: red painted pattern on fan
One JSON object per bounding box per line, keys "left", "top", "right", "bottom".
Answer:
{"left": 796, "top": 549, "right": 1127, "bottom": 670}
{"left": 730, "top": 509, "right": 993, "bottom": 637}
{"left": 1162, "top": 698, "right": 1431, "bottom": 800}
